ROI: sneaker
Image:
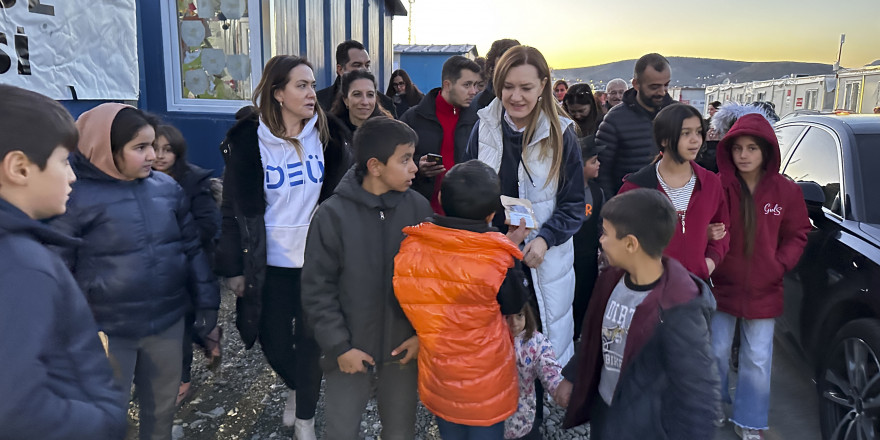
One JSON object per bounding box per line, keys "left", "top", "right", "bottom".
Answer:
{"left": 294, "top": 417, "right": 317, "bottom": 440}
{"left": 282, "top": 391, "right": 296, "bottom": 427}
{"left": 734, "top": 425, "right": 763, "bottom": 440}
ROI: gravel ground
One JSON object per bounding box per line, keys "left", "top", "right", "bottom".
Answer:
{"left": 125, "top": 289, "right": 591, "bottom": 439}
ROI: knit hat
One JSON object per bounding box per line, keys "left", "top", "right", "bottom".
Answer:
{"left": 579, "top": 135, "right": 606, "bottom": 160}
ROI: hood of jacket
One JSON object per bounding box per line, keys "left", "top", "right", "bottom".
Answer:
{"left": 75, "top": 103, "right": 132, "bottom": 181}
{"left": 710, "top": 102, "right": 777, "bottom": 138}
{"left": 716, "top": 113, "right": 782, "bottom": 186}
{"left": 0, "top": 198, "right": 78, "bottom": 248}
{"left": 620, "top": 87, "right": 674, "bottom": 119}
{"left": 333, "top": 167, "right": 409, "bottom": 210}
{"left": 477, "top": 98, "right": 574, "bottom": 148}
{"left": 184, "top": 163, "right": 214, "bottom": 182}
{"left": 257, "top": 112, "right": 319, "bottom": 150}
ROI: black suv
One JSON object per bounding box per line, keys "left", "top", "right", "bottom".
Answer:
{"left": 774, "top": 114, "right": 880, "bottom": 439}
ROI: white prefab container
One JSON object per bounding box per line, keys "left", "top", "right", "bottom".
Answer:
{"left": 670, "top": 87, "right": 706, "bottom": 111}
{"left": 836, "top": 67, "right": 880, "bottom": 113}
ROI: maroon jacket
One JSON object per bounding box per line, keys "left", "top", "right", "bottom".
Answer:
{"left": 562, "top": 257, "right": 720, "bottom": 437}
{"left": 619, "top": 161, "right": 730, "bottom": 280}
{"left": 713, "top": 114, "right": 811, "bottom": 319}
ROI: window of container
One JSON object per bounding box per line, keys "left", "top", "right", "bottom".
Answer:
{"left": 160, "top": 0, "right": 264, "bottom": 113}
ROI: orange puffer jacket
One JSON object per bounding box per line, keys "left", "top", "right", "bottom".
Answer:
{"left": 394, "top": 222, "right": 522, "bottom": 426}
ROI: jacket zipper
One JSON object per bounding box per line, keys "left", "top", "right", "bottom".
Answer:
{"left": 379, "top": 208, "right": 387, "bottom": 366}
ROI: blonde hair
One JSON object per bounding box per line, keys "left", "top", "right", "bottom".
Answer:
{"left": 252, "top": 55, "right": 330, "bottom": 156}
{"left": 493, "top": 46, "right": 565, "bottom": 187}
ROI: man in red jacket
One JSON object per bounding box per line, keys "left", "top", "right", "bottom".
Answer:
{"left": 400, "top": 56, "right": 481, "bottom": 212}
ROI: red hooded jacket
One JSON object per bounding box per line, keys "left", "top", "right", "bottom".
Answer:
{"left": 713, "top": 113, "right": 811, "bottom": 319}
{"left": 619, "top": 161, "right": 730, "bottom": 280}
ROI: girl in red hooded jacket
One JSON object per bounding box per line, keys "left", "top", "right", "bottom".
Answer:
{"left": 710, "top": 112, "right": 811, "bottom": 440}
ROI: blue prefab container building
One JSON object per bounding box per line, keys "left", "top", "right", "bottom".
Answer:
{"left": 1, "top": 0, "right": 406, "bottom": 175}
{"left": 393, "top": 44, "right": 478, "bottom": 95}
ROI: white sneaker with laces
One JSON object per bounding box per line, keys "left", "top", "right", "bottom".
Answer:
{"left": 282, "top": 391, "right": 296, "bottom": 427}
{"left": 294, "top": 417, "right": 317, "bottom": 440}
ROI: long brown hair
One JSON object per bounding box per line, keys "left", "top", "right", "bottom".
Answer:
{"left": 331, "top": 70, "right": 393, "bottom": 119}
{"left": 385, "top": 69, "right": 423, "bottom": 106}
{"left": 562, "top": 83, "right": 602, "bottom": 137}
{"left": 732, "top": 135, "right": 772, "bottom": 256}
{"left": 252, "top": 55, "right": 329, "bottom": 155}
{"left": 493, "top": 46, "right": 565, "bottom": 188}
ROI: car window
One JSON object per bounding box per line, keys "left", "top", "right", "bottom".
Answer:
{"left": 775, "top": 125, "right": 807, "bottom": 160}
{"left": 857, "top": 134, "right": 880, "bottom": 224}
{"left": 783, "top": 127, "right": 842, "bottom": 216}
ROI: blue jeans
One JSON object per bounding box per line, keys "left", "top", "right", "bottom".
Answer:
{"left": 435, "top": 417, "right": 505, "bottom": 440}
{"left": 710, "top": 310, "right": 774, "bottom": 430}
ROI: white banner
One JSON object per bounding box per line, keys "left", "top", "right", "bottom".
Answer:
{"left": 0, "top": 0, "right": 138, "bottom": 100}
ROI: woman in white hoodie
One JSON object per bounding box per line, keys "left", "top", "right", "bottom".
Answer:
{"left": 215, "top": 55, "right": 351, "bottom": 439}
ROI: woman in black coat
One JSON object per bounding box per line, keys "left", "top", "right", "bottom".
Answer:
{"left": 214, "top": 55, "right": 351, "bottom": 436}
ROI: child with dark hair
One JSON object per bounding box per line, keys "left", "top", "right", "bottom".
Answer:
{"left": 557, "top": 188, "right": 721, "bottom": 439}
{"left": 619, "top": 103, "right": 729, "bottom": 281}
{"left": 50, "top": 104, "right": 220, "bottom": 440}
{"left": 301, "top": 117, "right": 432, "bottom": 439}
{"left": 394, "top": 159, "right": 532, "bottom": 439}
{"left": 504, "top": 302, "right": 565, "bottom": 440}
{"left": 153, "top": 124, "right": 222, "bottom": 404}
{"left": 711, "top": 114, "right": 810, "bottom": 440}
{"left": 572, "top": 136, "right": 605, "bottom": 339}
{"left": 0, "top": 85, "right": 126, "bottom": 440}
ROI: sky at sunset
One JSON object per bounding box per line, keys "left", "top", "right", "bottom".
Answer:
{"left": 391, "top": 0, "right": 879, "bottom": 70}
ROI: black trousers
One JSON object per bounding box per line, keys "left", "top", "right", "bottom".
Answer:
{"left": 259, "top": 266, "right": 323, "bottom": 419}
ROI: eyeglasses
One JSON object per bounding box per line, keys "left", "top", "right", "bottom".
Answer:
{"left": 393, "top": 81, "right": 405, "bottom": 87}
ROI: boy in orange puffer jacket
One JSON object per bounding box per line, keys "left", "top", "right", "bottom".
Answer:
{"left": 394, "top": 160, "right": 531, "bottom": 438}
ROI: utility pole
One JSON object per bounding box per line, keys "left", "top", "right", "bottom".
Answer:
{"left": 833, "top": 34, "right": 845, "bottom": 110}
{"left": 834, "top": 34, "right": 845, "bottom": 72}
{"left": 407, "top": 0, "right": 415, "bottom": 44}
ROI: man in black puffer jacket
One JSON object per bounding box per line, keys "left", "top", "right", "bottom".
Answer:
{"left": 596, "top": 53, "right": 675, "bottom": 195}
{"left": 557, "top": 189, "right": 720, "bottom": 439}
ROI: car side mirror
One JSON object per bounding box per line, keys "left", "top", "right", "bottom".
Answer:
{"left": 798, "top": 181, "right": 825, "bottom": 216}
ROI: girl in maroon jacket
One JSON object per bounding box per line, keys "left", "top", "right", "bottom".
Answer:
{"left": 710, "top": 113, "right": 811, "bottom": 440}
{"left": 618, "top": 104, "right": 729, "bottom": 281}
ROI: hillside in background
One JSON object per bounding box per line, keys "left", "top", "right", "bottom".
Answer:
{"left": 554, "top": 57, "right": 837, "bottom": 88}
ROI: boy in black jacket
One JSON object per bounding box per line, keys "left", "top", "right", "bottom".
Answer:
{"left": 572, "top": 136, "right": 605, "bottom": 340}
{"left": 0, "top": 85, "right": 126, "bottom": 439}
{"left": 301, "top": 117, "right": 432, "bottom": 439}
{"left": 556, "top": 189, "right": 720, "bottom": 439}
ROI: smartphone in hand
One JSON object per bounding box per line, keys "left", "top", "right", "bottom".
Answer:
{"left": 426, "top": 153, "right": 443, "bottom": 165}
